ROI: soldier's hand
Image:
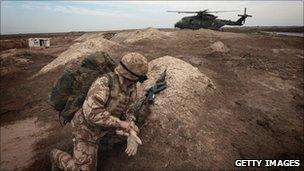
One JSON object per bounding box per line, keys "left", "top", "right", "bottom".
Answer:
{"left": 130, "top": 121, "right": 139, "bottom": 134}
{"left": 125, "top": 129, "right": 142, "bottom": 156}
{"left": 116, "top": 129, "right": 129, "bottom": 136}
{"left": 119, "top": 121, "right": 130, "bottom": 130}
{"left": 116, "top": 121, "right": 139, "bottom": 136}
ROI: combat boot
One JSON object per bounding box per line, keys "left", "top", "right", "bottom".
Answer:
{"left": 50, "top": 149, "right": 62, "bottom": 171}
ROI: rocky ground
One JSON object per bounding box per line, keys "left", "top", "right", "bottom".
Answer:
{"left": 0, "top": 27, "right": 303, "bottom": 171}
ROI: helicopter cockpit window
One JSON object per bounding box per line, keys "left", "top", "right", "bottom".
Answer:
{"left": 189, "top": 19, "right": 194, "bottom": 24}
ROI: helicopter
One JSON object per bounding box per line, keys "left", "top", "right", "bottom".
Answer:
{"left": 167, "top": 8, "right": 252, "bottom": 30}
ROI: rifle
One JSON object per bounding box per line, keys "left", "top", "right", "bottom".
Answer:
{"left": 146, "top": 69, "right": 167, "bottom": 104}
{"left": 132, "top": 69, "right": 167, "bottom": 124}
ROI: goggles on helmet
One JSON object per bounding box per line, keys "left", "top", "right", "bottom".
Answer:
{"left": 120, "top": 61, "right": 148, "bottom": 83}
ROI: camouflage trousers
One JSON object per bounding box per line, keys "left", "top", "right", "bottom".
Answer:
{"left": 50, "top": 110, "right": 111, "bottom": 171}
{"left": 51, "top": 140, "right": 98, "bottom": 171}
{"left": 50, "top": 104, "right": 149, "bottom": 171}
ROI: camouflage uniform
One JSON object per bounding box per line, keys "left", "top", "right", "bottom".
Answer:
{"left": 51, "top": 70, "right": 137, "bottom": 171}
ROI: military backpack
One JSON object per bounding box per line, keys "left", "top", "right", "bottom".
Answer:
{"left": 50, "top": 51, "right": 116, "bottom": 125}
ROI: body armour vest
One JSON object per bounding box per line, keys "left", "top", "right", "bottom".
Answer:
{"left": 106, "top": 72, "right": 136, "bottom": 120}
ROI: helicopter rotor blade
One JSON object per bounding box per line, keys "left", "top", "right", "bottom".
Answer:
{"left": 167, "top": 9, "right": 209, "bottom": 14}
{"left": 166, "top": 9, "right": 239, "bottom": 15}
{"left": 207, "top": 10, "right": 239, "bottom": 13}
{"left": 237, "top": 8, "right": 252, "bottom": 18}
{"left": 238, "top": 8, "right": 252, "bottom": 25}
{"left": 167, "top": 10, "right": 199, "bottom": 14}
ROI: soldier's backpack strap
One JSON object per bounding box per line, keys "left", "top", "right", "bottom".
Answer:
{"left": 81, "top": 73, "right": 115, "bottom": 132}
{"left": 105, "top": 73, "right": 114, "bottom": 107}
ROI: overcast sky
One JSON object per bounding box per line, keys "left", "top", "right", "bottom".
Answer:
{"left": 1, "top": 1, "right": 303, "bottom": 34}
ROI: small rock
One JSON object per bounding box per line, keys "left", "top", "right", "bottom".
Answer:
{"left": 210, "top": 41, "right": 229, "bottom": 53}
{"left": 272, "top": 49, "right": 280, "bottom": 54}
{"left": 189, "top": 57, "right": 202, "bottom": 66}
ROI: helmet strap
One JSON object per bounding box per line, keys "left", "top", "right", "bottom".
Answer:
{"left": 120, "top": 61, "right": 147, "bottom": 83}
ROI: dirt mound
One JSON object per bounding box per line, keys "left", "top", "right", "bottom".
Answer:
{"left": 0, "top": 49, "right": 30, "bottom": 76}
{"left": 0, "top": 39, "right": 28, "bottom": 51}
{"left": 272, "top": 48, "right": 303, "bottom": 55}
{"left": 37, "top": 37, "right": 123, "bottom": 75}
{"left": 195, "top": 28, "right": 247, "bottom": 39}
{"left": 210, "top": 41, "right": 229, "bottom": 53}
{"left": 74, "top": 32, "right": 105, "bottom": 42}
{"left": 106, "top": 56, "right": 222, "bottom": 170}
{"left": 111, "top": 27, "right": 173, "bottom": 43}
{"left": 0, "top": 49, "right": 55, "bottom": 76}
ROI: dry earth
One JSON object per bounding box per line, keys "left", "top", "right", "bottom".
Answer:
{"left": 0, "top": 28, "right": 303, "bottom": 171}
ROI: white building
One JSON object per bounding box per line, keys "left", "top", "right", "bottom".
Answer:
{"left": 28, "top": 38, "right": 50, "bottom": 48}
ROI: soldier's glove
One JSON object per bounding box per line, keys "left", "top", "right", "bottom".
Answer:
{"left": 115, "top": 129, "right": 129, "bottom": 136}
{"left": 129, "top": 121, "right": 139, "bottom": 134}
{"left": 116, "top": 121, "right": 139, "bottom": 136}
{"left": 115, "top": 127, "right": 142, "bottom": 156}
{"left": 125, "top": 129, "right": 142, "bottom": 156}
{"left": 118, "top": 120, "right": 139, "bottom": 134}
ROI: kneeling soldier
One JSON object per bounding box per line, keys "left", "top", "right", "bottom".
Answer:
{"left": 50, "top": 52, "right": 148, "bottom": 171}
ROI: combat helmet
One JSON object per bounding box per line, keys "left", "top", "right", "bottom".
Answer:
{"left": 116, "top": 52, "right": 148, "bottom": 83}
